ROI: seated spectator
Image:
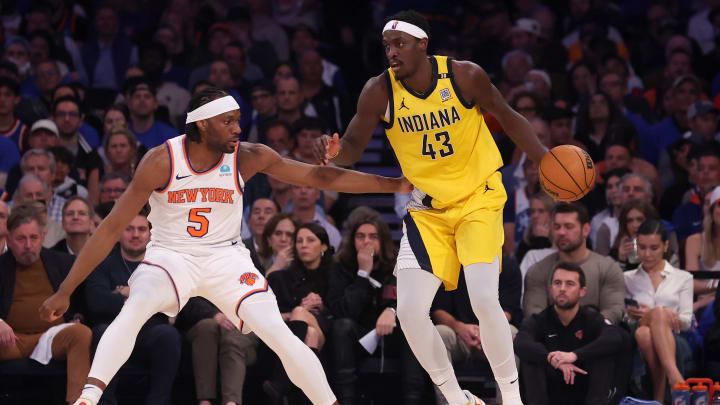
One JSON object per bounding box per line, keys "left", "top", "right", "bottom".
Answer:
{"left": 176, "top": 297, "right": 259, "bottom": 405}
{"left": 289, "top": 184, "right": 341, "bottom": 250}
{"left": 88, "top": 128, "right": 138, "bottom": 205}
{"left": 0, "top": 199, "right": 8, "bottom": 252}
{"left": 609, "top": 200, "right": 659, "bottom": 270}
{"left": 523, "top": 203, "right": 625, "bottom": 325}
{"left": 589, "top": 167, "right": 631, "bottom": 248}
{"left": 22, "top": 118, "right": 58, "bottom": 153}
{"left": 625, "top": 219, "right": 693, "bottom": 403}
{"left": 84, "top": 206, "right": 181, "bottom": 405}
{"left": 601, "top": 140, "right": 661, "bottom": 200}
{"left": 276, "top": 76, "right": 308, "bottom": 128}
{"left": 247, "top": 81, "right": 278, "bottom": 144}
{"left": 256, "top": 213, "right": 299, "bottom": 275}
{"left": 646, "top": 75, "right": 701, "bottom": 165}
{"left": 19, "top": 148, "right": 67, "bottom": 224}
{"left": 126, "top": 78, "right": 177, "bottom": 148}
{"left": 515, "top": 262, "right": 628, "bottom": 405}
{"left": 598, "top": 71, "right": 653, "bottom": 138}
{"left": 573, "top": 91, "right": 629, "bottom": 163}
{"left": 51, "top": 96, "right": 103, "bottom": 184}
{"left": 672, "top": 149, "right": 720, "bottom": 240}
{"left": 327, "top": 207, "right": 426, "bottom": 404}
{"left": 264, "top": 120, "right": 294, "bottom": 155}
{"left": 49, "top": 146, "right": 89, "bottom": 199}
{"left": 299, "top": 49, "right": 347, "bottom": 133}
{"left": 207, "top": 59, "right": 252, "bottom": 133}
{"left": 13, "top": 175, "right": 65, "bottom": 248}
{"left": 504, "top": 158, "right": 541, "bottom": 255}
{"left": 52, "top": 196, "right": 93, "bottom": 255}
{"left": 98, "top": 172, "right": 129, "bottom": 205}
{"left": 516, "top": 193, "right": 555, "bottom": 264}
{"left": 684, "top": 185, "right": 720, "bottom": 311}
{"left": 292, "top": 116, "right": 328, "bottom": 165}
{"left": 498, "top": 50, "right": 534, "bottom": 97}
{"left": 265, "top": 223, "right": 334, "bottom": 403}
{"left": 0, "top": 202, "right": 91, "bottom": 404}
{"left": 432, "top": 253, "right": 522, "bottom": 404}
{"left": 595, "top": 173, "right": 654, "bottom": 255}
{"left": 51, "top": 85, "right": 101, "bottom": 152}
{"left": 658, "top": 138, "right": 696, "bottom": 219}
{"left": 0, "top": 76, "right": 28, "bottom": 151}
{"left": 81, "top": 4, "right": 137, "bottom": 91}
{"left": 242, "top": 198, "right": 280, "bottom": 269}
{"left": 545, "top": 101, "right": 585, "bottom": 149}
{"left": 567, "top": 61, "right": 596, "bottom": 106}
{"left": 501, "top": 117, "right": 551, "bottom": 195}
{"left": 267, "top": 174, "right": 293, "bottom": 211}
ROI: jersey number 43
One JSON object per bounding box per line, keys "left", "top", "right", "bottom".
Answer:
{"left": 422, "top": 131, "right": 454, "bottom": 160}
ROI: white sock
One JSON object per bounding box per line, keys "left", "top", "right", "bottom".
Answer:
{"left": 75, "top": 384, "right": 103, "bottom": 405}
{"left": 464, "top": 259, "right": 523, "bottom": 405}
{"left": 396, "top": 268, "right": 467, "bottom": 405}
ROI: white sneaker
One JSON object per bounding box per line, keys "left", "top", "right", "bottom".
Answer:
{"left": 462, "top": 390, "right": 486, "bottom": 405}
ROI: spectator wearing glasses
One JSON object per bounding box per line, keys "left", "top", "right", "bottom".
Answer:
{"left": 247, "top": 81, "right": 278, "bottom": 144}
{"left": 51, "top": 96, "right": 103, "bottom": 185}
{"left": 98, "top": 172, "right": 129, "bottom": 205}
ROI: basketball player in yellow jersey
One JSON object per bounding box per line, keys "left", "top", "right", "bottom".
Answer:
{"left": 313, "top": 10, "right": 547, "bottom": 405}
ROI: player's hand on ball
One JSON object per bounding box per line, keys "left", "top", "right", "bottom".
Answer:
{"left": 39, "top": 291, "right": 70, "bottom": 322}
{"left": 376, "top": 308, "right": 396, "bottom": 336}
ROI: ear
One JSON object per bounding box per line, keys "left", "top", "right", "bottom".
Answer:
{"left": 418, "top": 38, "right": 428, "bottom": 51}
{"left": 582, "top": 222, "right": 591, "bottom": 238}
{"left": 579, "top": 286, "right": 587, "bottom": 298}
{"left": 196, "top": 119, "right": 208, "bottom": 134}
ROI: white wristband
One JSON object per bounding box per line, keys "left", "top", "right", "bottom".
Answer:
{"left": 357, "top": 269, "right": 382, "bottom": 288}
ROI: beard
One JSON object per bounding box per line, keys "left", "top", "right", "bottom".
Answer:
{"left": 557, "top": 234, "right": 584, "bottom": 253}
{"left": 554, "top": 297, "right": 580, "bottom": 310}
{"left": 121, "top": 245, "right": 146, "bottom": 259}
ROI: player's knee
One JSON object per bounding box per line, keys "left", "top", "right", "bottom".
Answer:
{"left": 396, "top": 300, "right": 427, "bottom": 329}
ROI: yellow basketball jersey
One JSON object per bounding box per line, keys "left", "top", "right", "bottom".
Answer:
{"left": 382, "top": 55, "right": 503, "bottom": 208}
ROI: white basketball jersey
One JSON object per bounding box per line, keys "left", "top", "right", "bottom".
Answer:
{"left": 148, "top": 135, "right": 245, "bottom": 251}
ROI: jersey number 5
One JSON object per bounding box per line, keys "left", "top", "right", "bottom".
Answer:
{"left": 187, "top": 208, "right": 211, "bottom": 237}
{"left": 422, "top": 131, "right": 454, "bottom": 160}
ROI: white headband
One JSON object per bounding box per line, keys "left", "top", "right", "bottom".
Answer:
{"left": 185, "top": 96, "right": 240, "bottom": 124}
{"left": 382, "top": 20, "right": 428, "bottom": 39}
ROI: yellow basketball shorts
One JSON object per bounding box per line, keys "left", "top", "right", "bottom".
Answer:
{"left": 396, "top": 171, "right": 506, "bottom": 291}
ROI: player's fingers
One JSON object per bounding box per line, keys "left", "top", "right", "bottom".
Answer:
{"left": 574, "top": 366, "right": 588, "bottom": 375}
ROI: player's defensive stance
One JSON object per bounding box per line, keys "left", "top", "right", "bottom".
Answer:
{"left": 39, "top": 87, "right": 411, "bottom": 405}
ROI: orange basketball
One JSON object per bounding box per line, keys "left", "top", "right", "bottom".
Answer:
{"left": 539, "top": 145, "right": 596, "bottom": 202}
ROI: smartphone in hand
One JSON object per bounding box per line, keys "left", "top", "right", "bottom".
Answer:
{"left": 624, "top": 298, "right": 639, "bottom": 308}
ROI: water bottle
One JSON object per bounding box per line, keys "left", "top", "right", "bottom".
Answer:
{"left": 673, "top": 381, "right": 691, "bottom": 405}
{"left": 676, "top": 381, "right": 693, "bottom": 405}
{"left": 693, "top": 383, "right": 709, "bottom": 405}
{"left": 710, "top": 382, "right": 720, "bottom": 405}
{"left": 627, "top": 237, "right": 640, "bottom": 264}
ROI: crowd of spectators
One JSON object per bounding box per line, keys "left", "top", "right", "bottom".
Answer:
{"left": 2, "top": 0, "right": 720, "bottom": 404}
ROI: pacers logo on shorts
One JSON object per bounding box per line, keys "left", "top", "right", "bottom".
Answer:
{"left": 239, "top": 272, "right": 258, "bottom": 286}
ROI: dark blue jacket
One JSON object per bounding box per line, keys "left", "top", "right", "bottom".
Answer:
{"left": 81, "top": 35, "right": 134, "bottom": 89}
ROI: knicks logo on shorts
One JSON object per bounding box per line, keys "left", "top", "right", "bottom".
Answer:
{"left": 239, "top": 272, "right": 258, "bottom": 286}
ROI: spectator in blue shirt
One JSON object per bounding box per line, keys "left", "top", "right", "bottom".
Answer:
{"left": 126, "top": 78, "right": 178, "bottom": 149}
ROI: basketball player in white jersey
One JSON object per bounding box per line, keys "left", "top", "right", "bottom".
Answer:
{"left": 39, "top": 87, "right": 411, "bottom": 405}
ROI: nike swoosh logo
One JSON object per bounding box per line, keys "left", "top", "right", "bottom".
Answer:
{"left": 510, "top": 377, "right": 518, "bottom": 384}
{"left": 231, "top": 241, "right": 238, "bottom": 246}
{"left": 176, "top": 174, "right": 191, "bottom": 180}
{"left": 548, "top": 334, "right": 557, "bottom": 338}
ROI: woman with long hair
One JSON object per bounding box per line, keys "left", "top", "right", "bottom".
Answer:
{"left": 574, "top": 91, "right": 626, "bottom": 162}
{"left": 256, "top": 213, "right": 299, "bottom": 276}
{"left": 684, "top": 186, "right": 720, "bottom": 310}
{"left": 515, "top": 193, "right": 555, "bottom": 263}
{"left": 327, "top": 206, "right": 426, "bottom": 404}
{"left": 88, "top": 127, "right": 138, "bottom": 205}
{"left": 265, "top": 223, "right": 335, "bottom": 403}
{"left": 609, "top": 199, "right": 659, "bottom": 270}
{"left": 625, "top": 219, "right": 693, "bottom": 402}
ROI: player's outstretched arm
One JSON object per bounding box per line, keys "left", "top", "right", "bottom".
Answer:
{"left": 244, "top": 143, "right": 411, "bottom": 194}
{"left": 311, "top": 76, "right": 387, "bottom": 166}
{"left": 455, "top": 60, "right": 548, "bottom": 165}
{"left": 39, "top": 146, "right": 170, "bottom": 321}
